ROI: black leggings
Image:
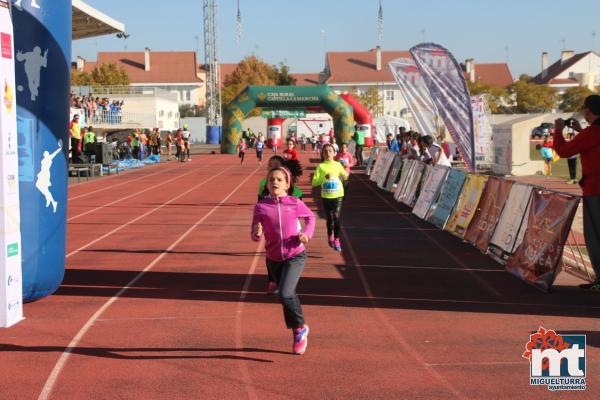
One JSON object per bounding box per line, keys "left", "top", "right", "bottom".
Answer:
{"left": 355, "top": 145, "right": 364, "bottom": 166}
{"left": 568, "top": 157, "right": 577, "bottom": 180}
{"left": 323, "top": 197, "right": 343, "bottom": 239}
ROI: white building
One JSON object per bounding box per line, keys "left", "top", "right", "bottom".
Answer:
{"left": 76, "top": 49, "right": 204, "bottom": 107}
{"left": 531, "top": 50, "right": 600, "bottom": 93}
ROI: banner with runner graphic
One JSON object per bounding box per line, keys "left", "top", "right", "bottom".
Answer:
{"left": 409, "top": 43, "right": 475, "bottom": 172}
{"left": 0, "top": 0, "right": 24, "bottom": 327}
{"left": 412, "top": 165, "right": 449, "bottom": 219}
{"left": 427, "top": 169, "right": 467, "bottom": 229}
{"left": 394, "top": 159, "right": 414, "bottom": 202}
{"left": 445, "top": 174, "right": 489, "bottom": 237}
{"left": 384, "top": 154, "right": 403, "bottom": 192}
{"left": 506, "top": 191, "right": 580, "bottom": 292}
{"left": 399, "top": 161, "right": 425, "bottom": 206}
{"left": 488, "top": 183, "right": 534, "bottom": 265}
{"left": 463, "top": 177, "right": 513, "bottom": 251}
{"left": 377, "top": 151, "right": 396, "bottom": 189}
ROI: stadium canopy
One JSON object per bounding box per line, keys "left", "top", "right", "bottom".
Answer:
{"left": 72, "top": 0, "right": 125, "bottom": 40}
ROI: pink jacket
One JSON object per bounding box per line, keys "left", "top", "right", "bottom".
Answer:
{"left": 251, "top": 195, "right": 316, "bottom": 261}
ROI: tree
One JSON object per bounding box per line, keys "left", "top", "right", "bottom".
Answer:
{"left": 507, "top": 79, "right": 558, "bottom": 113}
{"left": 559, "top": 86, "right": 595, "bottom": 112}
{"left": 467, "top": 80, "right": 509, "bottom": 114}
{"left": 70, "top": 62, "right": 130, "bottom": 86}
{"left": 354, "top": 87, "right": 382, "bottom": 116}
{"left": 220, "top": 55, "right": 294, "bottom": 115}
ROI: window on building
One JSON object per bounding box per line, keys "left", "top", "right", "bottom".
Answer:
{"left": 393, "top": 111, "right": 397, "bottom": 117}
{"left": 385, "top": 90, "right": 394, "bottom": 101}
{"left": 168, "top": 111, "right": 173, "bottom": 118}
{"left": 159, "top": 110, "right": 164, "bottom": 117}
{"left": 185, "top": 90, "right": 191, "bottom": 101}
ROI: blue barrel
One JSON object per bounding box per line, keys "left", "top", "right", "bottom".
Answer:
{"left": 14, "top": 1, "right": 71, "bottom": 301}
{"left": 207, "top": 125, "right": 221, "bottom": 144}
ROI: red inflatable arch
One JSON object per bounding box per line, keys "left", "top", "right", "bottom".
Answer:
{"left": 340, "top": 94, "right": 374, "bottom": 147}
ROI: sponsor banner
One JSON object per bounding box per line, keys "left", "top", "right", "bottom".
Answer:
{"left": 471, "top": 95, "right": 494, "bottom": 165}
{"left": 413, "top": 165, "right": 449, "bottom": 219}
{"left": 384, "top": 154, "right": 403, "bottom": 192}
{"left": 427, "top": 169, "right": 467, "bottom": 228}
{"left": 410, "top": 43, "right": 475, "bottom": 172}
{"left": 261, "top": 109, "right": 306, "bottom": 119}
{"left": 369, "top": 149, "right": 389, "bottom": 182}
{"left": 446, "top": 174, "right": 489, "bottom": 237}
{"left": 488, "top": 183, "right": 534, "bottom": 264}
{"left": 388, "top": 58, "right": 439, "bottom": 136}
{"left": 464, "top": 177, "right": 513, "bottom": 251}
{"left": 492, "top": 126, "right": 512, "bottom": 175}
{"left": 400, "top": 162, "right": 426, "bottom": 207}
{"left": 365, "top": 146, "right": 379, "bottom": 176}
{"left": 394, "top": 159, "right": 414, "bottom": 202}
{"left": 1, "top": 3, "right": 23, "bottom": 327}
{"left": 506, "top": 191, "right": 580, "bottom": 292}
{"left": 377, "top": 151, "right": 397, "bottom": 189}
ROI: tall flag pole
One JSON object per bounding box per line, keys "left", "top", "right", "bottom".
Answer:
{"left": 235, "top": 0, "right": 242, "bottom": 45}
{"left": 377, "top": 0, "right": 384, "bottom": 41}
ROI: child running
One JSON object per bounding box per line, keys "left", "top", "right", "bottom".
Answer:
{"left": 237, "top": 138, "right": 247, "bottom": 165}
{"left": 252, "top": 166, "right": 316, "bottom": 355}
{"left": 256, "top": 135, "right": 265, "bottom": 166}
{"left": 312, "top": 143, "right": 348, "bottom": 252}
{"left": 334, "top": 142, "right": 354, "bottom": 190}
{"left": 283, "top": 139, "right": 299, "bottom": 160}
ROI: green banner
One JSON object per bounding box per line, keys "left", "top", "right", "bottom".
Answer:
{"left": 261, "top": 109, "right": 307, "bottom": 119}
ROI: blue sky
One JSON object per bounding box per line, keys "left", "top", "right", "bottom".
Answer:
{"left": 73, "top": 0, "right": 600, "bottom": 78}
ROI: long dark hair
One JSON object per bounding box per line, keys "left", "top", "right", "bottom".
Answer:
{"left": 320, "top": 143, "right": 335, "bottom": 162}
{"left": 259, "top": 159, "right": 303, "bottom": 199}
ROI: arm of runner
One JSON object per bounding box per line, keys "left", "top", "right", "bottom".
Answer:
{"left": 296, "top": 200, "right": 316, "bottom": 240}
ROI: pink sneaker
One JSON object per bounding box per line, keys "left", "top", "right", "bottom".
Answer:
{"left": 328, "top": 234, "right": 334, "bottom": 248}
{"left": 333, "top": 238, "right": 342, "bottom": 252}
{"left": 293, "top": 325, "right": 309, "bottom": 355}
{"left": 267, "top": 281, "right": 278, "bottom": 295}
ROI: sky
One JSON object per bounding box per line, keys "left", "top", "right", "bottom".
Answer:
{"left": 72, "top": 0, "right": 600, "bottom": 78}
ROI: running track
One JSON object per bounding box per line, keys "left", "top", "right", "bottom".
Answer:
{"left": 1, "top": 153, "right": 599, "bottom": 399}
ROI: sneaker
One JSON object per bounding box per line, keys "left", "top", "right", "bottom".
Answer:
{"left": 267, "top": 281, "right": 278, "bottom": 295}
{"left": 293, "top": 325, "right": 309, "bottom": 355}
{"left": 328, "top": 234, "right": 334, "bottom": 248}
{"left": 333, "top": 238, "right": 342, "bottom": 252}
{"left": 579, "top": 282, "right": 600, "bottom": 291}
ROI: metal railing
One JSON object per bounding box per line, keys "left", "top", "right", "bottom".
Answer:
{"left": 72, "top": 85, "right": 177, "bottom": 101}
{"left": 81, "top": 109, "right": 155, "bottom": 128}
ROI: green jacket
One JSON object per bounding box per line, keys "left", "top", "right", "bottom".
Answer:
{"left": 354, "top": 130, "right": 365, "bottom": 146}
{"left": 83, "top": 131, "right": 96, "bottom": 145}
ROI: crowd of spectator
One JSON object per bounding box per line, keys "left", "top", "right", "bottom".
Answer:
{"left": 70, "top": 93, "right": 124, "bottom": 124}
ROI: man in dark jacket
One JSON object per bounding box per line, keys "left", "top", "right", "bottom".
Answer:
{"left": 554, "top": 95, "right": 600, "bottom": 291}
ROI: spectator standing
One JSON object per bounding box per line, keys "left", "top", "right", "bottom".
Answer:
{"left": 553, "top": 95, "right": 600, "bottom": 291}
{"left": 182, "top": 124, "right": 191, "bottom": 161}
{"left": 353, "top": 125, "right": 365, "bottom": 166}
{"left": 566, "top": 131, "right": 578, "bottom": 184}
{"left": 69, "top": 114, "right": 82, "bottom": 163}
{"left": 166, "top": 131, "right": 173, "bottom": 160}
{"left": 83, "top": 126, "right": 96, "bottom": 163}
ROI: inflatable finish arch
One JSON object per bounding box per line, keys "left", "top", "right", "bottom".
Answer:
{"left": 221, "top": 85, "right": 355, "bottom": 154}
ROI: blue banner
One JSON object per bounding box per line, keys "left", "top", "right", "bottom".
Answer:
{"left": 409, "top": 43, "right": 475, "bottom": 172}
{"left": 427, "top": 169, "right": 467, "bottom": 229}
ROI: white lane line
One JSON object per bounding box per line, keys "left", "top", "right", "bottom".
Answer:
{"left": 65, "top": 165, "right": 235, "bottom": 259}
{"left": 341, "top": 226, "right": 467, "bottom": 400}
{"left": 359, "top": 178, "right": 502, "bottom": 297}
{"left": 234, "top": 241, "right": 263, "bottom": 400}
{"left": 350, "top": 264, "right": 504, "bottom": 272}
{"left": 68, "top": 161, "right": 180, "bottom": 200}
{"left": 38, "top": 166, "right": 260, "bottom": 400}
{"left": 426, "top": 361, "right": 522, "bottom": 367}
{"left": 67, "top": 159, "right": 218, "bottom": 222}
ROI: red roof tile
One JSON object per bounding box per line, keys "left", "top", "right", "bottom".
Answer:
{"left": 466, "top": 63, "right": 513, "bottom": 88}
{"left": 292, "top": 73, "right": 321, "bottom": 85}
{"left": 87, "top": 51, "right": 201, "bottom": 84}
{"left": 530, "top": 52, "right": 593, "bottom": 84}
{"left": 324, "top": 49, "right": 411, "bottom": 84}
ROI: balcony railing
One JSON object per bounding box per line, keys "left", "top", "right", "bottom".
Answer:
{"left": 81, "top": 109, "right": 155, "bottom": 128}
{"left": 72, "top": 85, "right": 177, "bottom": 101}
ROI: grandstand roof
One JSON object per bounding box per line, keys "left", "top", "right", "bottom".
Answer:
{"left": 72, "top": 0, "right": 125, "bottom": 40}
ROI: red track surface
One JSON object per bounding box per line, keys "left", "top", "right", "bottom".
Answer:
{"left": 1, "top": 152, "right": 599, "bottom": 399}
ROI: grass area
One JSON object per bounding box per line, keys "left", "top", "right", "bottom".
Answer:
{"left": 529, "top": 143, "right": 582, "bottom": 180}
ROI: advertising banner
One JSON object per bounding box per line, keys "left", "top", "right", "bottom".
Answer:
{"left": 412, "top": 165, "right": 449, "bottom": 219}
{"left": 471, "top": 95, "right": 494, "bottom": 165}
{"left": 377, "top": 151, "right": 397, "bottom": 189}
{"left": 488, "top": 183, "right": 534, "bottom": 264}
{"left": 506, "top": 191, "right": 580, "bottom": 292}
{"left": 384, "top": 154, "right": 403, "bottom": 192}
{"left": 427, "top": 169, "right": 467, "bottom": 229}
{"left": 0, "top": 0, "right": 24, "bottom": 327}
{"left": 463, "top": 177, "right": 513, "bottom": 251}
{"left": 394, "top": 159, "right": 414, "bottom": 201}
{"left": 410, "top": 43, "right": 475, "bottom": 172}
{"left": 365, "top": 146, "right": 379, "bottom": 176}
{"left": 388, "top": 58, "right": 439, "bottom": 136}
{"left": 369, "top": 149, "right": 389, "bottom": 182}
{"left": 400, "top": 162, "right": 426, "bottom": 207}
{"left": 261, "top": 109, "right": 306, "bottom": 119}
{"left": 445, "top": 174, "right": 489, "bottom": 237}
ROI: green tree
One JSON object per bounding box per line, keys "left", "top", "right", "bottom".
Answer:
{"left": 90, "top": 63, "right": 130, "bottom": 86}
{"left": 467, "top": 80, "right": 509, "bottom": 114}
{"left": 559, "top": 86, "right": 595, "bottom": 112}
{"left": 71, "top": 69, "right": 93, "bottom": 85}
{"left": 272, "top": 62, "right": 296, "bottom": 85}
{"left": 354, "top": 87, "right": 383, "bottom": 116}
{"left": 507, "top": 79, "right": 558, "bottom": 113}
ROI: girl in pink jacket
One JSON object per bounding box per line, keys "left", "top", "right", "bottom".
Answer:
{"left": 251, "top": 166, "right": 316, "bottom": 355}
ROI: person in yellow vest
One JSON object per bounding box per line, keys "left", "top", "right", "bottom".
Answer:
{"left": 83, "top": 126, "right": 96, "bottom": 163}
{"left": 131, "top": 130, "right": 140, "bottom": 159}
{"left": 69, "top": 114, "right": 82, "bottom": 163}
